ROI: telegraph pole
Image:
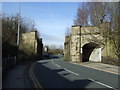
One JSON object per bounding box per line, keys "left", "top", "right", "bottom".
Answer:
{"left": 17, "top": 2, "right": 21, "bottom": 64}
{"left": 17, "top": 2, "right": 21, "bottom": 46}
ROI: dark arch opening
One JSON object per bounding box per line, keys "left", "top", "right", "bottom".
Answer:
{"left": 82, "top": 42, "right": 99, "bottom": 62}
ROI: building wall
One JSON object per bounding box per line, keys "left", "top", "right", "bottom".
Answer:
{"left": 70, "top": 26, "right": 81, "bottom": 62}
{"left": 19, "top": 31, "right": 43, "bottom": 60}
{"left": 64, "top": 36, "right": 71, "bottom": 61}
{"left": 37, "top": 38, "right": 43, "bottom": 59}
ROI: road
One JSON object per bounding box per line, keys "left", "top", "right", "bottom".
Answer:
{"left": 32, "top": 56, "right": 119, "bottom": 89}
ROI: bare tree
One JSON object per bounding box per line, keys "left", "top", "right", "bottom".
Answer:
{"left": 107, "top": 2, "right": 119, "bottom": 59}
{"left": 65, "top": 27, "right": 72, "bottom": 36}
{"left": 2, "top": 13, "right": 40, "bottom": 58}
{"left": 74, "top": 3, "right": 89, "bottom": 26}
{"left": 74, "top": 2, "right": 119, "bottom": 59}
{"left": 74, "top": 2, "right": 111, "bottom": 26}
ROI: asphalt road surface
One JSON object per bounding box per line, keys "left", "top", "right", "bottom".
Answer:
{"left": 32, "top": 57, "right": 119, "bottom": 89}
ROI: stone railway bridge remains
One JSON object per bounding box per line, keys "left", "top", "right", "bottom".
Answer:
{"left": 64, "top": 22, "right": 116, "bottom": 62}
{"left": 19, "top": 31, "right": 43, "bottom": 60}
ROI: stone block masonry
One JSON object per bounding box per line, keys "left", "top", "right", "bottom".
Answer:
{"left": 64, "top": 22, "right": 118, "bottom": 63}
{"left": 19, "top": 31, "right": 43, "bottom": 60}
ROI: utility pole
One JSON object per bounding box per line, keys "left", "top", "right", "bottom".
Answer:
{"left": 17, "top": 2, "right": 21, "bottom": 64}
{"left": 17, "top": 2, "right": 21, "bottom": 46}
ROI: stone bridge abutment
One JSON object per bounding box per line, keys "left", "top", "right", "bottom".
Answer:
{"left": 64, "top": 22, "right": 111, "bottom": 63}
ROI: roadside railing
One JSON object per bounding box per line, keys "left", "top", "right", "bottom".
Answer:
{"left": 2, "top": 56, "right": 17, "bottom": 71}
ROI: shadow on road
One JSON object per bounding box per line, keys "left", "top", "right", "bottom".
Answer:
{"left": 33, "top": 62, "right": 92, "bottom": 88}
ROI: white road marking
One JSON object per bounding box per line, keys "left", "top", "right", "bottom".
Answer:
{"left": 51, "top": 60, "right": 79, "bottom": 76}
{"left": 55, "top": 64, "right": 61, "bottom": 68}
{"left": 51, "top": 60, "right": 54, "bottom": 64}
{"left": 63, "top": 68, "right": 79, "bottom": 76}
{"left": 88, "top": 78, "right": 117, "bottom": 90}
{"left": 51, "top": 60, "right": 60, "bottom": 67}
{"left": 51, "top": 60, "right": 117, "bottom": 89}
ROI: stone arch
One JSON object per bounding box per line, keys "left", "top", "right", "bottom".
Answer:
{"left": 82, "top": 42, "right": 101, "bottom": 62}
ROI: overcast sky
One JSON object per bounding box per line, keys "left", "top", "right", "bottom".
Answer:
{"left": 2, "top": 2, "right": 80, "bottom": 48}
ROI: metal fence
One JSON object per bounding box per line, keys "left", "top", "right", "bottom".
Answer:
{"left": 2, "top": 56, "right": 17, "bottom": 71}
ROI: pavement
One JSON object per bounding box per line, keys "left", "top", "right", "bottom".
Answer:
{"left": 2, "top": 63, "right": 35, "bottom": 88}
{"left": 70, "top": 61, "right": 120, "bottom": 75}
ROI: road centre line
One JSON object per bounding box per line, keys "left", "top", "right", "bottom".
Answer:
{"left": 88, "top": 78, "right": 117, "bottom": 90}
{"left": 55, "top": 64, "right": 61, "bottom": 68}
{"left": 51, "top": 61, "right": 54, "bottom": 64}
{"left": 63, "top": 68, "right": 79, "bottom": 76}
{"left": 51, "top": 60, "right": 79, "bottom": 76}
{"left": 51, "top": 60, "right": 61, "bottom": 68}
{"left": 51, "top": 60, "right": 54, "bottom": 64}
{"left": 51, "top": 60, "right": 117, "bottom": 89}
